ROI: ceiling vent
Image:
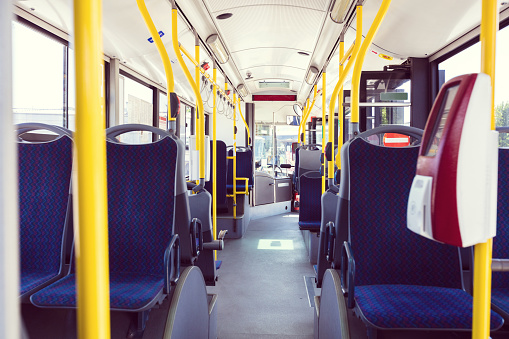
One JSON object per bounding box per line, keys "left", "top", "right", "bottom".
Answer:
{"left": 258, "top": 81, "right": 291, "bottom": 89}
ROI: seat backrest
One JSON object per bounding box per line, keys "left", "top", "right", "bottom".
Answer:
{"left": 297, "top": 147, "right": 322, "bottom": 179}
{"left": 227, "top": 148, "right": 253, "bottom": 187}
{"left": 346, "top": 137, "right": 462, "bottom": 288}
{"left": 19, "top": 135, "right": 73, "bottom": 280}
{"left": 205, "top": 140, "right": 227, "bottom": 208}
{"left": 106, "top": 137, "right": 177, "bottom": 276}
{"left": 493, "top": 148, "right": 509, "bottom": 289}
{"left": 299, "top": 171, "right": 324, "bottom": 224}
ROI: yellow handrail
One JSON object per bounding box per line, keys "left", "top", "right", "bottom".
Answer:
{"left": 180, "top": 45, "right": 236, "bottom": 106}
{"left": 237, "top": 97, "right": 251, "bottom": 146}
{"left": 298, "top": 98, "right": 310, "bottom": 143}
{"left": 351, "top": 0, "right": 392, "bottom": 128}
{"left": 299, "top": 86, "right": 319, "bottom": 143}
{"left": 472, "top": 0, "right": 497, "bottom": 337}
{"left": 321, "top": 71, "right": 326, "bottom": 194}
{"left": 336, "top": 40, "right": 345, "bottom": 170}
{"left": 195, "top": 39, "right": 201, "bottom": 151}
{"left": 74, "top": 0, "right": 110, "bottom": 338}
{"left": 328, "top": 5, "right": 363, "bottom": 137}
{"left": 213, "top": 65, "right": 217, "bottom": 259}
{"left": 233, "top": 90, "right": 238, "bottom": 219}
{"left": 171, "top": 7, "right": 205, "bottom": 180}
{"left": 339, "top": 42, "right": 355, "bottom": 66}
{"left": 136, "top": 0, "right": 175, "bottom": 121}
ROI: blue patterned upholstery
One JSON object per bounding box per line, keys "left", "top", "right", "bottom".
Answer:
{"left": 492, "top": 148, "right": 509, "bottom": 318}
{"left": 349, "top": 140, "right": 461, "bottom": 288}
{"left": 19, "top": 136, "right": 72, "bottom": 296}
{"left": 345, "top": 138, "right": 504, "bottom": 331}
{"left": 299, "top": 172, "right": 327, "bottom": 232}
{"left": 31, "top": 272, "right": 164, "bottom": 310}
{"left": 31, "top": 137, "right": 178, "bottom": 311}
{"left": 355, "top": 285, "right": 503, "bottom": 329}
{"left": 205, "top": 140, "right": 227, "bottom": 209}
{"left": 227, "top": 148, "right": 253, "bottom": 191}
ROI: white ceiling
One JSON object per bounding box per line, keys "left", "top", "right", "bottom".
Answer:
{"left": 13, "top": 0, "right": 509, "bottom": 108}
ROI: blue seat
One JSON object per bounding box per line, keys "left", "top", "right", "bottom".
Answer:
{"left": 227, "top": 147, "right": 253, "bottom": 192}
{"left": 298, "top": 171, "right": 325, "bottom": 232}
{"left": 492, "top": 148, "right": 509, "bottom": 320}
{"left": 31, "top": 136, "right": 179, "bottom": 312}
{"left": 19, "top": 131, "right": 73, "bottom": 300}
{"left": 341, "top": 135, "right": 504, "bottom": 336}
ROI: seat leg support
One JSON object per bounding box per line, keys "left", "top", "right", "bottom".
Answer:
{"left": 127, "top": 310, "right": 150, "bottom": 339}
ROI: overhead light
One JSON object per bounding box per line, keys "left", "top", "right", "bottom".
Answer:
{"left": 237, "top": 84, "right": 249, "bottom": 97}
{"left": 305, "top": 66, "right": 319, "bottom": 85}
{"left": 206, "top": 34, "right": 229, "bottom": 64}
{"left": 330, "top": 0, "right": 355, "bottom": 24}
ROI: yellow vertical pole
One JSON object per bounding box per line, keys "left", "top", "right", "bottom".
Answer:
{"left": 136, "top": 0, "right": 175, "bottom": 122}
{"left": 298, "top": 101, "right": 308, "bottom": 143}
{"left": 213, "top": 65, "right": 217, "bottom": 259}
{"left": 351, "top": 0, "right": 392, "bottom": 133}
{"left": 472, "top": 0, "right": 497, "bottom": 338}
{"left": 321, "top": 71, "right": 326, "bottom": 194}
{"left": 336, "top": 39, "right": 345, "bottom": 170}
{"left": 233, "top": 92, "right": 237, "bottom": 219}
{"left": 195, "top": 36, "right": 201, "bottom": 152}
{"left": 74, "top": 0, "right": 110, "bottom": 338}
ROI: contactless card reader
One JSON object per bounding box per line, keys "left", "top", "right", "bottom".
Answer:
{"left": 407, "top": 73, "right": 498, "bottom": 247}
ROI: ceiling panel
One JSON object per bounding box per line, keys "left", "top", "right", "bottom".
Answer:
{"left": 215, "top": 5, "right": 325, "bottom": 52}
{"left": 205, "top": 0, "right": 329, "bottom": 13}
{"left": 232, "top": 47, "right": 310, "bottom": 73}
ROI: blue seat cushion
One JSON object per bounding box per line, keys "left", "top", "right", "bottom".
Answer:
{"left": 21, "top": 271, "right": 59, "bottom": 295}
{"left": 31, "top": 272, "right": 164, "bottom": 310}
{"left": 298, "top": 221, "right": 321, "bottom": 231}
{"left": 492, "top": 288, "right": 509, "bottom": 318}
{"left": 355, "top": 285, "right": 504, "bottom": 330}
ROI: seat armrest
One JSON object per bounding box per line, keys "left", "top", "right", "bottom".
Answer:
{"left": 203, "top": 240, "right": 224, "bottom": 251}
{"left": 341, "top": 241, "right": 356, "bottom": 309}
{"left": 164, "top": 234, "right": 180, "bottom": 293}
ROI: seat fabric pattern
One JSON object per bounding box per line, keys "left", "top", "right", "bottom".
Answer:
{"left": 31, "top": 272, "right": 164, "bottom": 310}
{"left": 349, "top": 139, "right": 462, "bottom": 288}
{"left": 355, "top": 285, "right": 503, "bottom": 329}
{"left": 31, "top": 137, "right": 178, "bottom": 310}
{"left": 493, "top": 148, "right": 509, "bottom": 318}
{"left": 19, "top": 136, "right": 72, "bottom": 295}
{"left": 298, "top": 173, "right": 323, "bottom": 231}
{"left": 227, "top": 149, "right": 253, "bottom": 189}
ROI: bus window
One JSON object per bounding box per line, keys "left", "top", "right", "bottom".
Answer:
{"left": 12, "top": 21, "right": 65, "bottom": 127}
{"left": 438, "top": 25, "right": 509, "bottom": 146}
{"left": 119, "top": 75, "right": 153, "bottom": 143}
{"left": 159, "top": 92, "right": 168, "bottom": 130}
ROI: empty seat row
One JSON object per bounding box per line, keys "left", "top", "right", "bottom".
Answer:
{"left": 18, "top": 123, "right": 216, "bottom": 338}
{"left": 315, "top": 126, "right": 505, "bottom": 339}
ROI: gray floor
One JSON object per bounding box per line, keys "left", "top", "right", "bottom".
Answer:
{"left": 208, "top": 212, "right": 315, "bottom": 339}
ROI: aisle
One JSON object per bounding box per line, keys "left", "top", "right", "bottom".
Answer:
{"left": 208, "top": 212, "right": 315, "bottom": 339}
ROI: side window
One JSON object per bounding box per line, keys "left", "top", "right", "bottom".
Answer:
{"left": 12, "top": 21, "right": 65, "bottom": 126}
{"left": 159, "top": 92, "right": 168, "bottom": 130}
{"left": 438, "top": 25, "right": 509, "bottom": 146}
{"left": 119, "top": 74, "right": 154, "bottom": 143}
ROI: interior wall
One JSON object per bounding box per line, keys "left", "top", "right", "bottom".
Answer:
{"left": 253, "top": 101, "right": 322, "bottom": 125}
